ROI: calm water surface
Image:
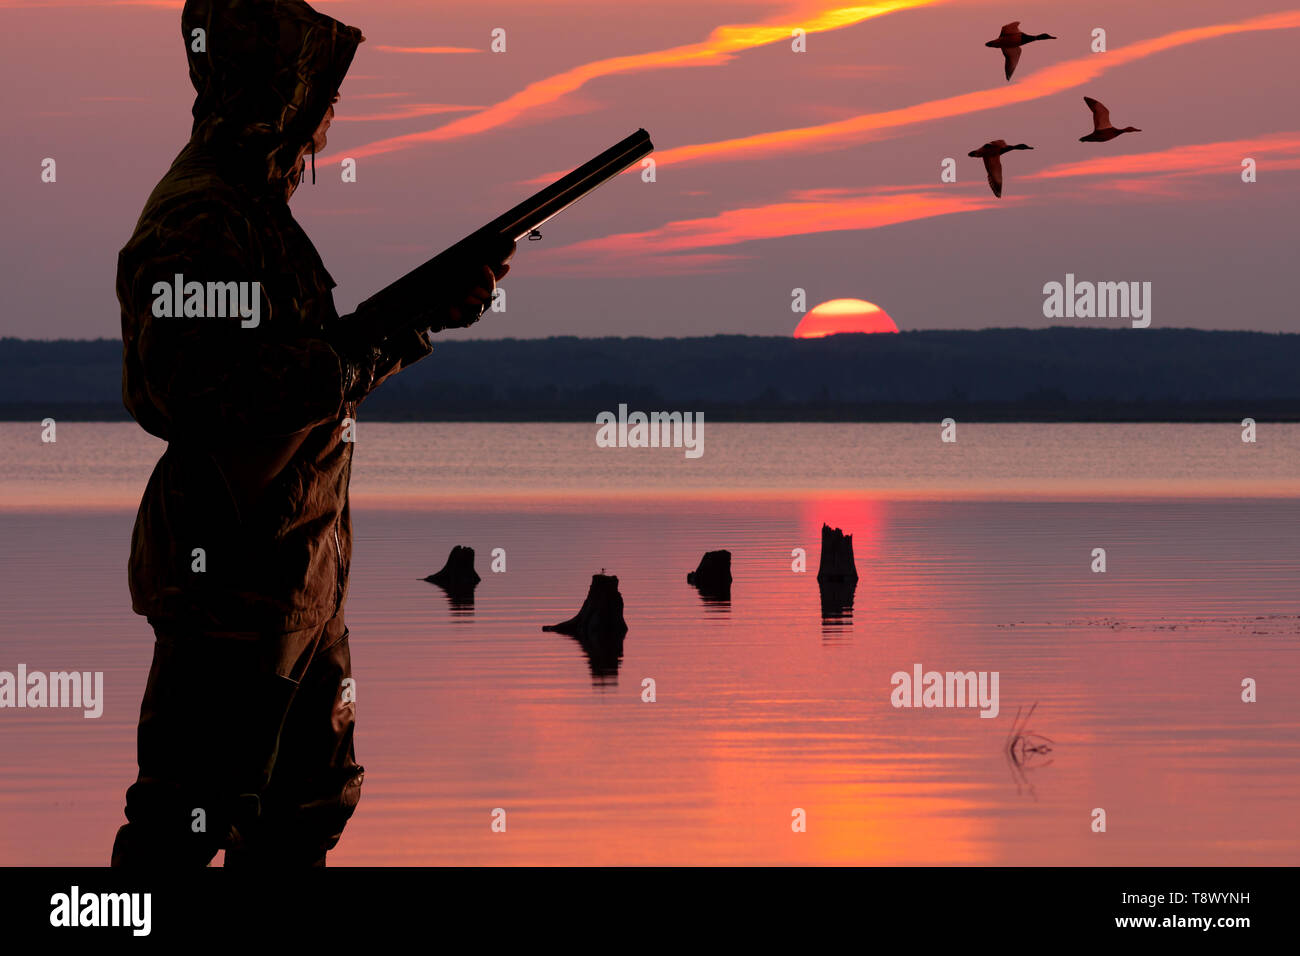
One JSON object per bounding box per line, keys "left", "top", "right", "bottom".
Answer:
{"left": 0, "top": 423, "right": 1297, "bottom": 864}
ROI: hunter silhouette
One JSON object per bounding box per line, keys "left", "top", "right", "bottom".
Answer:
{"left": 111, "top": 0, "right": 512, "bottom": 866}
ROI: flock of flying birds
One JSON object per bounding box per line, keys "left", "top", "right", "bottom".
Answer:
{"left": 968, "top": 21, "right": 1143, "bottom": 198}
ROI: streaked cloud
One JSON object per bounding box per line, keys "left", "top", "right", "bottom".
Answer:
{"left": 638, "top": 10, "right": 1300, "bottom": 173}
{"left": 1029, "top": 132, "right": 1300, "bottom": 181}
{"left": 339, "top": 0, "right": 950, "bottom": 163}
{"left": 1030, "top": 132, "right": 1300, "bottom": 197}
{"left": 336, "top": 103, "right": 482, "bottom": 122}
{"left": 0, "top": 1, "right": 184, "bottom": 6}
{"left": 374, "top": 45, "right": 480, "bottom": 54}
{"left": 530, "top": 188, "right": 1002, "bottom": 276}
{"left": 535, "top": 130, "right": 1300, "bottom": 275}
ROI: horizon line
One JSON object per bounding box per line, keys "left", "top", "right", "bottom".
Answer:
{"left": 2, "top": 326, "right": 1297, "bottom": 345}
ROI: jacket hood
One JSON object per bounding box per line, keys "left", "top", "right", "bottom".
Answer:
{"left": 182, "top": 0, "right": 362, "bottom": 189}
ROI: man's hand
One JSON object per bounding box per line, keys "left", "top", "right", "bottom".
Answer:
{"left": 438, "top": 239, "right": 515, "bottom": 331}
{"left": 336, "top": 236, "right": 517, "bottom": 353}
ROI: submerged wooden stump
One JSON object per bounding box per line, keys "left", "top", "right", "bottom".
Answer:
{"left": 424, "top": 545, "right": 481, "bottom": 593}
{"left": 816, "top": 524, "right": 857, "bottom": 617}
{"left": 545, "top": 573, "right": 628, "bottom": 679}
{"left": 815, "top": 524, "right": 858, "bottom": 584}
{"left": 544, "top": 573, "right": 628, "bottom": 642}
{"left": 687, "top": 549, "right": 732, "bottom": 600}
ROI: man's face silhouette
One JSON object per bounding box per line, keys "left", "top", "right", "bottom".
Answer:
{"left": 287, "top": 93, "right": 339, "bottom": 199}
{"left": 312, "top": 96, "right": 338, "bottom": 153}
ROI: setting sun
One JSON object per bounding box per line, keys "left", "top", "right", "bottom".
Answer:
{"left": 794, "top": 298, "right": 900, "bottom": 338}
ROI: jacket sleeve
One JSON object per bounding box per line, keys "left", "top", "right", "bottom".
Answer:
{"left": 358, "top": 325, "right": 436, "bottom": 397}
{"left": 122, "top": 201, "right": 350, "bottom": 439}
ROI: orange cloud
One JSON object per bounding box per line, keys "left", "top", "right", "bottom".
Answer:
{"left": 0, "top": 0, "right": 183, "bottom": 5}
{"left": 1029, "top": 132, "right": 1300, "bottom": 181}
{"left": 639, "top": 10, "right": 1300, "bottom": 172}
{"left": 336, "top": 103, "right": 482, "bottom": 122}
{"left": 374, "top": 45, "right": 480, "bottom": 54}
{"left": 529, "top": 188, "right": 1002, "bottom": 275}
{"left": 338, "top": 0, "right": 950, "bottom": 163}
{"left": 533, "top": 129, "right": 1300, "bottom": 275}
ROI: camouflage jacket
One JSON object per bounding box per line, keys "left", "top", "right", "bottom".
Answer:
{"left": 118, "top": 0, "right": 430, "bottom": 632}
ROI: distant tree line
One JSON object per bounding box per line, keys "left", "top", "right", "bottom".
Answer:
{"left": 3, "top": 328, "right": 1298, "bottom": 421}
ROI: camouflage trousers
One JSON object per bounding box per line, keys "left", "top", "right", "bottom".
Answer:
{"left": 111, "top": 611, "right": 362, "bottom": 867}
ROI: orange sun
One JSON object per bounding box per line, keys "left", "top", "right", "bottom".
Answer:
{"left": 794, "top": 298, "right": 899, "bottom": 338}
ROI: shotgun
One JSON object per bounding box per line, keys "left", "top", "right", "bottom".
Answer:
{"left": 349, "top": 128, "right": 654, "bottom": 339}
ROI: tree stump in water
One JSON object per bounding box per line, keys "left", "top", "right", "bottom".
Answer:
{"left": 544, "top": 573, "right": 628, "bottom": 642}
{"left": 815, "top": 524, "right": 858, "bottom": 583}
{"left": 424, "top": 545, "right": 481, "bottom": 596}
{"left": 816, "top": 524, "right": 857, "bottom": 617}
{"left": 687, "top": 549, "right": 732, "bottom": 600}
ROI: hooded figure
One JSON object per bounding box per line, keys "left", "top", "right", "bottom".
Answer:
{"left": 112, "top": 0, "right": 509, "bottom": 866}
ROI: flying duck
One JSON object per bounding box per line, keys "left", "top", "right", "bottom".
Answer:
{"left": 985, "top": 21, "right": 1056, "bottom": 80}
{"left": 1079, "top": 96, "right": 1142, "bottom": 142}
{"left": 968, "top": 140, "right": 1034, "bottom": 198}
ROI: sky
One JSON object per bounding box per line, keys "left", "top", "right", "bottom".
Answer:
{"left": 1, "top": 0, "right": 1297, "bottom": 339}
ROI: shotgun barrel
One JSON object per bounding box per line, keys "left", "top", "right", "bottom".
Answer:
{"left": 352, "top": 128, "right": 654, "bottom": 338}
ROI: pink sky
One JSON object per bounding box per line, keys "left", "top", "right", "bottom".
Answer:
{"left": 1, "top": 0, "right": 1297, "bottom": 337}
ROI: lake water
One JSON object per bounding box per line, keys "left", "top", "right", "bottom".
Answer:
{"left": 1, "top": 422, "right": 1298, "bottom": 864}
